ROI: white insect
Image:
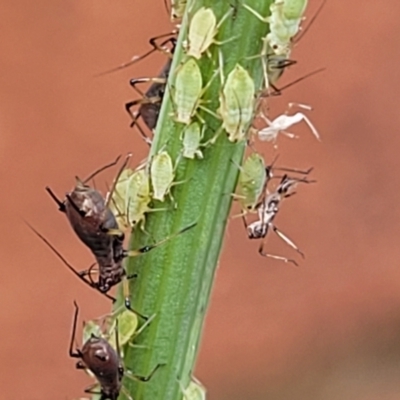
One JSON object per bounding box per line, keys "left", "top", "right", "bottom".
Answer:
{"left": 257, "top": 103, "right": 320, "bottom": 142}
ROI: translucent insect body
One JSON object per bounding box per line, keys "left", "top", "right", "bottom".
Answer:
{"left": 150, "top": 150, "right": 177, "bottom": 202}
{"left": 217, "top": 62, "right": 255, "bottom": 142}
{"left": 235, "top": 153, "right": 268, "bottom": 212}
{"left": 185, "top": 7, "right": 233, "bottom": 59}
{"left": 257, "top": 104, "right": 320, "bottom": 143}
{"left": 173, "top": 58, "right": 204, "bottom": 125}
{"left": 181, "top": 122, "right": 204, "bottom": 159}
{"left": 109, "top": 167, "right": 152, "bottom": 229}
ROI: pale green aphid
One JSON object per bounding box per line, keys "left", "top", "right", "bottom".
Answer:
{"left": 181, "top": 122, "right": 204, "bottom": 159}
{"left": 173, "top": 58, "right": 203, "bottom": 125}
{"left": 126, "top": 168, "right": 153, "bottom": 226}
{"left": 186, "top": 7, "right": 233, "bottom": 59}
{"left": 181, "top": 377, "right": 207, "bottom": 400}
{"left": 109, "top": 167, "right": 152, "bottom": 229}
{"left": 282, "top": 0, "right": 308, "bottom": 27}
{"left": 243, "top": 0, "right": 308, "bottom": 56}
{"left": 83, "top": 309, "right": 153, "bottom": 352}
{"left": 172, "top": 58, "right": 218, "bottom": 125}
{"left": 109, "top": 168, "right": 134, "bottom": 230}
{"left": 150, "top": 150, "right": 176, "bottom": 202}
{"left": 242, "top": 0, "right": 307, "bottom": 88}
{"left": 218, "top": 63, "right": 256, "bottom": 142}
{"left": 235, "top": 153, "right": 268, "bottom": 212}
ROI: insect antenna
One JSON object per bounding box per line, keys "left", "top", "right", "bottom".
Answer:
{"left": 82, "top": 154, "right": 122, "bottom": 184}
{"left": 266, "top": 67, "right": 326, "bottom": 97}
{"left": 294, "top": 0, "right": 327, "bottom": 44}
{"left": 95, "top": 32, "right": 177, "bottom": 77}
{"left": 45, "top": 186, "right": 66, "bottom": 212}
{"left": 25, "top": 221, "right": 115, "bottom": 302}
{"left": 104, "top": 153, "right": 132, "bottom": 209}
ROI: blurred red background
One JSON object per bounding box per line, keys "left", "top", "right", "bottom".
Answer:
{"left": 1, "top": 1, "right": 400, "bottom": 399}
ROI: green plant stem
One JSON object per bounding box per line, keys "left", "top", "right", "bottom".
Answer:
{"left": 117, "top": 1, "right": 274, "bottom": 399}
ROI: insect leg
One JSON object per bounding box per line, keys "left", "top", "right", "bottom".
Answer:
{"left": 83, "top": 383, "right": 101, "bottom": 395}
{"left": 45, "top": 186, "right": 66, "bottom": 212}
{"left": 258, "top": 239, "right": 298, "bottom": 266}
{"left": 124, "top": 363, "right": 165, "bottom": 383}
{"left": 95, "top": 32, "right": 177, "bottom": 76}
{"left": 128, "top": 313, "right": 156, "bottom": 350}
{"left": 25, "top": 222, "right": 102, "bottom": 290}
{"left": 272, "top": 224, "right": 305, "bottom": 258}
{"left": 82, "top": 154, "right": 122, "bottom": 184}
{"left": 122, "top": 277, "right": 148, "bottom": 320}
{"left": 69, "top": 301, "right": 81, "bottom": 358}
{"left": 121, "top": 386, "right": 134, "bottom": 400}
{"left": 125, "top": 221, "right": 197, "bottom": 257}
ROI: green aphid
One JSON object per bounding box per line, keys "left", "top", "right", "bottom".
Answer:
{"left": 235, "top": 153, "right": 268, "bottom": 212}
{"left": 83, "top": 309, "right": 154, "bottom": 353}
{"left": 109, "top": 167, "right": 152, "bottom": 229}
{"left": 218, "top": 63, "right": 255, "bottom": 142}
{"left": 173, "top": 58, "right": 203, "bottom": 125}
{"left": 186, "top": 7, "right": 233, "bottom": 59}
{"left": 181, "top": 122, "right": 205, "bottom": 159}
{"left": 282, "top": 0, "right": 308, "bottom": 24}
{"left": 150, "top": 150, "right": 177, "bottom": 202}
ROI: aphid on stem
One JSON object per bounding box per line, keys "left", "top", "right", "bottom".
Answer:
{"left": 209, "top": 52, "right": 255, "bottom": 144}
{"left": 83, "top": 309, "right": 156, "bottom": 356}
{"left": 109, "top": 164, "right": 168, "bottom": 230}
{"left": 180, "top": 122, "right": 206, "bottom": 160}
{"left": 70, "top": 302, "right": 162, "bottom": 400}
{"left": 184, "top": 6, "right": 235, "bottom": 59}
{"left": 171, "top": 58, "right": 218, "bottom": 125}
{"left": 150, "top": 149, "right": 185, "bottom": 204}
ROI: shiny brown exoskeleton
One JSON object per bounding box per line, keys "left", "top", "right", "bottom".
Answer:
{"left": 43, "top": 156, "right": 157, "bottom": 315}
{"left": 243, "top": 174, "right": 315, "bottom": 265}
{"left": 39, "top": 156, "right": 196, "bottom": 312}
{"left": 45, "top": 156, "right": 135, "bottom": 302}
{"left": 70, "top": 302, "right": 162, "bottom": 400}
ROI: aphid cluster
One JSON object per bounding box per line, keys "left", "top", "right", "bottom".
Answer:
{"left": 28, "top": 1, "right": 323, "bottom": 398}
{"left": 26, "top": 152, "right": 195, "bottom": 399}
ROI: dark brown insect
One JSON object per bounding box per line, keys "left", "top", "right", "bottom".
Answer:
{"left": 70, "top": 301, "right": 162, "bottom": 400}
{"left": 243, "top": 174, "right": 315, "bottom": 265}
{"left": 125, "top": 58, "right": 172, "bottom": 144}
{"left": 33, "top": 156, "right": 196, "bottom": 315}
{"left": 44, "top": 156, "right": 135, "bottom": 304}
{"left": 125, "top": 37, "right": 177, "bottom": 143}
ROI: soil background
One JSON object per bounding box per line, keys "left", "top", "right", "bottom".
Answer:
{"left": 1, "top": 1, "right": 400, "bottom": 399}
